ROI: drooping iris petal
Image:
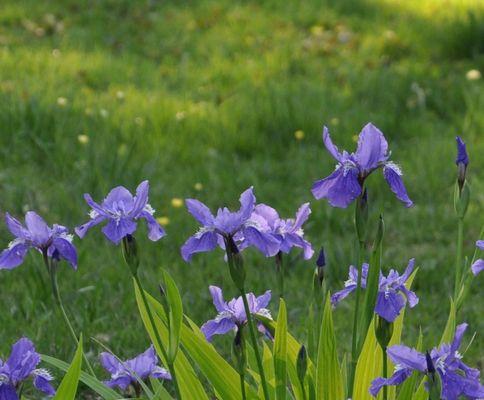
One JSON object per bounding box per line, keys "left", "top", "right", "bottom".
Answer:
{"left": 0, "top": 384, "right": 18, "bottom": 400}
{"left": 102, "top": 218, "right": 137, "bottom": 244}
{"left": 311, "top": 167, "right": 361, "bottom": 208}
{"left": 243, "top": 226, "right": 280, "bottom": 257}
{"left": 369, "top": 368, "right": 411, "bottom": 396}
{"left": 181, "top": 231, "right": 218, "bottom": 262}
{"left": 471, "top": 259, "right": 484, "bottom": 276}
{"left": 0, "top": 243, "right": 30, "bottom": 270}
{"left": 75, "top": 215, "right": 106, "bottom": 239}
{"left": 383, "top": 163, "right": 413, "bottom": 208}
{"left": 374, "top": 291, "right": 406, "bottom": 322}
{"left": 201, "top": 318, "right": 236, "bottom": 342}
{"left": 139, "top": 211, "right": 166, "bottom": 241}
{"left": 354, "top": 123, "right": 389, "bottom": 172}
{"left": 51, "top": 238, "right": 78, "bottom": 270}
{"left": 33, "top": 370, "right": 55, "bottom": 396}
{"left": 387, "top": 345, "right": 427, "bottom": 372}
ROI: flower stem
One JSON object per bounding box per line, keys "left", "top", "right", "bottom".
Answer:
{"left": 239, "top": 369, "right": 247, "bottom": 400}
{"left": 348, "top": 239, "right": 365, "bottom": 396}
{"left": 453, "top": 217, "right": 464, "bottom": 300}
{"left": 240, "top": 287, "right": 270, "bottom": 400}
{"left": 42, "top": 252, "right": 97, "bottom": 377}
{"left": 133, "top": 273, "right": 182, "bottom": 399}
{"left": 275, "top": 252, "right": 284, "bottom": 298}
{"left": 382, "top": 346, "right": 388, "bottom": 400}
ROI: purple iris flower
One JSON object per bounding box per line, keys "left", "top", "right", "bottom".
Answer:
{"left": 0, "top": 212, "right": 77, "bottom": 270}
{"left": 76, "top": 181, "right": 165, "bottom": 244}
{"left": 181, "top": 187, "right": 280, "bottom": 261}
{"left": 370, "top": 323, "right": 484, "bottom": 399}
{"left": 471, "top": 240, "right": 484, "bottom": 276}
{"left": 201, "top": 285, "right": 272, "bottom": 341}
{"left": 455, "top": 136, "right": 469, "bottom": 166}
{"left": 311, "top": 123, "right": 413, "bottom": 208}
{"left": 331, "top": 259, "right": 418, "bottom": 322}
{"left": 243, "top": 202, "right": 314, "bottom": 259}
{"left": 100, "top": 345, "right": 171, "bottom": 392}
{"left": 0, "top": 338, "right": 55, "bottom": 399}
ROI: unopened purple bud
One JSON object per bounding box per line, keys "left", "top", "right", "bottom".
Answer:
{"left": 455, "top": 136, "right": 469, "bottom": 167}
{"left": 425, "top": 351, "right": 435, "bottom": 375}
{"left": 316, "top": 247, "right": 326, "bottom": 268}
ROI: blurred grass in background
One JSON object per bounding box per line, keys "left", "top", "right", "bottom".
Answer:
{"left": 0, "top": 0, "right": 483, "bottom": 388}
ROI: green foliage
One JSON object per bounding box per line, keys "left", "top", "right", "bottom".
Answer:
{"left": 53, "top": 335, "right": 83, "bottom": 400}
{"left": 274, "top": 299, "right": 288, "bottom": 400}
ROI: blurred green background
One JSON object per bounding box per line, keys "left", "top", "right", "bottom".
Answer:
{"left": 0, "top": 0, "right": 483, "bottom": 393}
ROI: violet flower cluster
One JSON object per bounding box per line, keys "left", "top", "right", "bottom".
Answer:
{"left": 0, "top": 338, "right": 55, "bottom": 399}
{"left": 370, "top": 323, "right": 484, "bottom": 399}
{"left": 100, "top": 345, "right": 171, "bottom": 392}
{"left": 311, "top": 123, "right": 413, "bottom": 208}
{"left": 331, "top": 259, "right": 418, "bottom": 322}
{"left": 181, "top": 187, "right": 313, "bottom": 261}
{"left": 201, "top": 286, "right": 272, "bottom": 341}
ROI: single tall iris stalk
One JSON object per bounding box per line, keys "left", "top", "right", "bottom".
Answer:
{"left": 0, "top": 338, "right": 55, "bottom": 399}
{"left": 100, "top": 345, "right": 171, "bottom": 397}
{"left": 182, "top": 187, "right": 273, "bottom": 400}
{"left": 0, "top": 211, "right": 96, "bottom": 376}
{"left": 370, "top": 323, "right": 484, "bottom": 399}
{"left": 76, "top": 181, "right": 181, "bottom": 398}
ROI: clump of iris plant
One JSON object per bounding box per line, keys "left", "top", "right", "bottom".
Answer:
{"left": 331, "top": 259, "right": 418, "bottom": 322}
{"left": 311, "top": 123, "right": 413, "bottom": 208}
{"left": 370, "top": 323, "right": 484, "bottom": 399}
{"left": 100, "top": 345, "right": 171, "bottom": 397}
{"left": 181, "top": 187, "right": 281, "bottom": 261}
{"left": 76, "top": 180, "right": 165, "bottom": 244}
{"left": 0, "top": 338, "right": 55, "bottom": 399}
{"left": 0, "top": 211, "right": 77, "bottom": 270}
{"left": 201, "top": 285, "right": 272, "bottom": 341}
{"left": 471, "top": 240, "right": 484, "bottom": 276}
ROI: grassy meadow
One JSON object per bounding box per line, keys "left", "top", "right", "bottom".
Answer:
{"left": 0, "top": 0, "right": 483, "bottom": 388}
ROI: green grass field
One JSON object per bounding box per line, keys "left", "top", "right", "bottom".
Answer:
{"left": 0, "top": 0, "right": 483, "bottom": 387}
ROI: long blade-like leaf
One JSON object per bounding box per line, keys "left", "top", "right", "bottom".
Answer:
{"left": 162, "top": 269, "right": 183, "bottom": 362}
{"left": 53, "top": 335, "right": 83, "bottom": 400}
{"left": 315, "top": 293, "right": 343, "bottom": 400}
{"left": 274, "top": 299, "right": 287, "bottom": 400}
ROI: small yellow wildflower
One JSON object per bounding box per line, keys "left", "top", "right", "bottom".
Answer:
{"left": 100, "top": 109, "right": 109, "bottom": 118}
{"left": 294, "top": 130, "right": 305, "bottom": 140}
{"left": 311, "top": 25, "right": 324, "bottom": 36}
{"left": 330, "top": 117, "right": 339, "bottom": 126}
{"left": 171, "top": 198, "right": 183, "bottom": 208}
{"left": 116, "top": 90, "right": 125, "bottom": 100}
{"left": 77, "top": 134, "right": 89, "bottom": 144}
{"left": 194, "top": 182, "right": 203, "bottom": 191}
{"left": 57, "top": 97, "right": 67, "bottom": 107}
{"left": 157, "top": 216, "right": 170, "bottom": 226}
{"left": 466, "top": 69, "right": 481, "bottom": 81}
{"left": 175, "top": 111, "right": 186, "bottom": 121}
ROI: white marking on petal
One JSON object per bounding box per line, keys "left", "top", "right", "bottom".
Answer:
{"left": 7, "top": 238, "right": 25, "bottom": 249}
{"left": 195, "top": 226, "right": 215, "bottom": 239}
{"left": 144, "top": 204, "right": 155, "bottom": 215}
{"left": 385, "top": 161, "right": 403, "bottom": 175}
{"left": 256, "top": 308, "right": 272, "bottom": 320}
{"left": 215, "top": 310, "right": 233, "bottom": 322}
{"left": 89, "top": 210, "right": 99, "bottom": 219}
{"left": 33, "top": 368, "right": 54, "bottom": 380}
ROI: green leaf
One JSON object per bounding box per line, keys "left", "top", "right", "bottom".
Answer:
{"left": 315, "top": 293, "right": 343, "bottom": 400}
{"left": 353, "top": 269, "right": 417, "bottom": 400}
{"left": 162, "top": 269, "right": 183, "bottom": 362}
{"left": 134, "top": 281, "right": 209, "bottom": 400}
{"left": 274, "top": 299, "right": 288, "bottom": 400}
{"left": 42, "top": 355, "right": 119, "bottom": 400}
{"left": 53, "top": 335, "right": 83, "bottom": 400}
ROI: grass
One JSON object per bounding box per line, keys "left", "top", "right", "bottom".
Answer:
{"left": 0, "top": 0, "right": 483, "bottom": 392}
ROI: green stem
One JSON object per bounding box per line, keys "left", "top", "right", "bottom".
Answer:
{"left": 382, "top": 347, "right": 388, "bottom": 400}
{"left": 454, "top": 217, "right": 464, "bottom": 300}
{"left": 240, "top": 288, "right": 270, "bottom": 400}
{"left": 133, "top": 274, "right": 182, "bottom": 399}
{"left": 348, "top": 239, "right": 365, "bottom": 397}
{"left": 239, "top": 369, "right": 247, "bottom": 400}
{"left": 276, "top": 252, "right": 284, "bottom": 299}
{"left": 42, "top": 252, "right": 97, "bottom": 377}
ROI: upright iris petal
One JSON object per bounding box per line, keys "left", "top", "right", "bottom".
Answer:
{"left": 76, "top": 180, "right": 165, "bottom": 244}
{"left": 370, "top": 324, "right": 484, "bottom": 399}
{"left": 243, "top": 202, "right": 314, "bottom": 259}
{"left": 331, "top": 259, "right": 418, "bottom": 322}
{"left": 312, "top": 123, "right": 413, "bottom": 208}
{"left": 0, "top": 212, "right": 77, "bottom": 270}
{"left": 201, "top": 285, "right": 272, "bottom": 341}
{"left": 100, "top": 345, "right": 171, "bottom": 392}
{"left": 0, "top": 338, "right": 55, "bottom": 399}
{"left": 181, "top": 187, "right": 280, "bottom": 261}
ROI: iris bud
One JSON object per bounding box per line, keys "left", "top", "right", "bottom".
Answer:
{"left": 122, "top": 234, "right": 139, "bottom": 276}
{"left": 225, "top": 236, "right": 246, "bottom": 291}
{"left": 296, "top": 345, "right": 308, "bottom": 385}
{"left": 426, "top": 351, "right": 442, "bottom": 400}
{"left": 314, "top": 247, "right": 326, "bottom": 287}
{"left": 375, "top": 315, "right": 393, "bottom": 350}
{"left": 454, "top": 181, "right": 470, "bottom": 219}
